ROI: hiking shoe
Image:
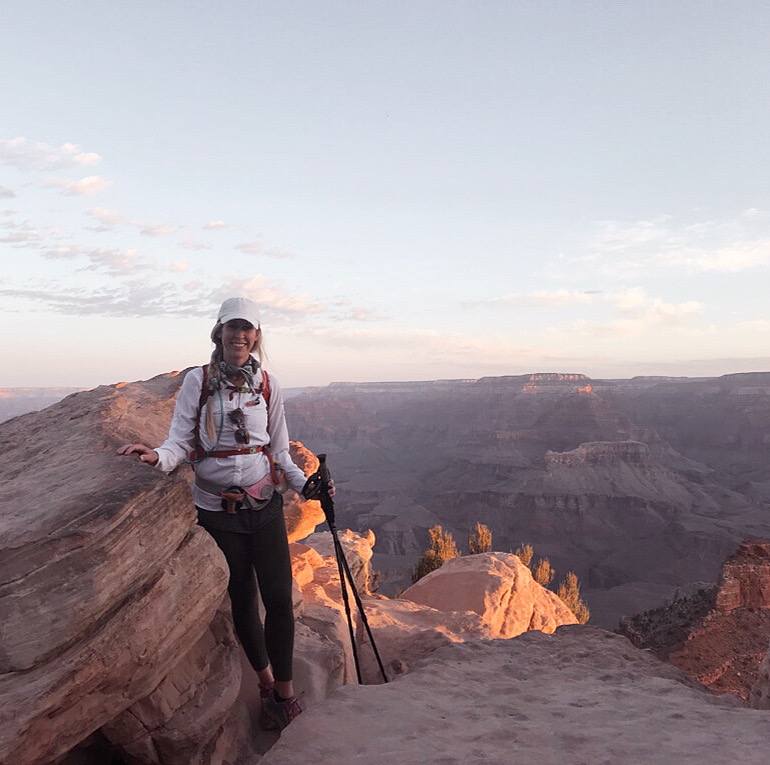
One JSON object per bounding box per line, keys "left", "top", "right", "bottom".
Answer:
{"left": 258, "top": 682, "right": 277, "bottom": 731}
{"left": 261, "top": 691, "right": 303, "bottom": 731}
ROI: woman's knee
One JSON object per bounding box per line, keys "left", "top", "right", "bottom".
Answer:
{"left": 261, "top": 586, "right": 294, "bottom": 617}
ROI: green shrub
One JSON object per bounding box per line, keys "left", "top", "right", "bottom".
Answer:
{"left": 468, "top": 522, "right": 493, "bottom": 554}
{"left": 532, "top": 557, "right": 555, "bottom": 587}
{"left": 556, "top": 571, "right": 591, "bottom": 624}
{"left": 514, "top": 543, "right": 534, "bottom": 567}
{"left": 411, "top": 525, "right": 460, "bottom": 583}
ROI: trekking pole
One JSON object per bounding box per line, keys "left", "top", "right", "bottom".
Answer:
{"left": 302, "top": 454, "right": 388, "bottom": 684}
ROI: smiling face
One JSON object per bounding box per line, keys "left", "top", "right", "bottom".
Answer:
{"left": 220, "top": 319, "right": 259, "bottom": 365}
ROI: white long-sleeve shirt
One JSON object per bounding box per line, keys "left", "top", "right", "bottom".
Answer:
{"left": 155, "top": 366, "right": 307, "bottom": 511}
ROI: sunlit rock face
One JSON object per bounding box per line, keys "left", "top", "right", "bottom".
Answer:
{"left": 714, "top": 539, "right": 770, "bottom": 611}
{"left": 400, "top": 552, "right": 577, "bottom": 638}
{"left": 285, "top": 441, "right": 325, "bottom": 542}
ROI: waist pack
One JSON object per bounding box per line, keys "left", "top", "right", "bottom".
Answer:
{"left": 195, "top": 474, "right": 274, "bottom": 513}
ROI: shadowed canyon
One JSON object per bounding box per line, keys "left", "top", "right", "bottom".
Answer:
{"left": 285, "top": 372, "right": 770, "bottom": 627}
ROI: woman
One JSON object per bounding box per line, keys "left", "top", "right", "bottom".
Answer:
{"left": 118, "top": 296, "right": 328, "bottom": 730}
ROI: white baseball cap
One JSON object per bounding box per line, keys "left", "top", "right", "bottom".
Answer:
{"left": 215, "top": 297, "right": 261, "bottom": 328}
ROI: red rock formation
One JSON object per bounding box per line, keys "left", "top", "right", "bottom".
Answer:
{"left": 667, "top": 540, "right": 770, "bottom": 702}
{"left": 714, "top": 540, "right": 770, "bottom": 611}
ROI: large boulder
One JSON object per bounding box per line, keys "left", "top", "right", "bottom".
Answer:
{"left": 400, "top": 552, "right": 578, "bottom": 637}
{"left": 0, "top": 374, "right": 234, "bottom": 765}
{"left": 101, "top": 608, "right": 252, "bottom": 765}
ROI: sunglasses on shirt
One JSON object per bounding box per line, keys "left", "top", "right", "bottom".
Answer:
{"left": 227, "top": 408, "right": 250, "bottom": 444}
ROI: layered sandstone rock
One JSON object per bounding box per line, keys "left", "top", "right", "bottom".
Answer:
{"left": 545, "top": 439, "right": 651, "bottom": 466}
{"left": 400, "top": 552, "right": 578, "bottom": 637}
{"left": 0, "top": 374, "right": 234, "bottom": 765}
{"left": 714, "top": 539, "right": 770, "bottom": 611}
{"left": 303, "top": 528, "right": 376, "bottom": 593}
{"left": 665, "top": 540, "right": 770, "bottom": 702}
{"left": 261, "top": 627, "right": 770, "bottom": 765}
{"left": 620, "top": 540, "right": 770, "bottom": 704}
{"left": 0, "top": 371, "right": 326, "bottom": 765}
{"left": 101, "top": 608, "right": 250, "bottom": 765}
{"left": 750, "top": 639, "right": 770, "bottom": 709}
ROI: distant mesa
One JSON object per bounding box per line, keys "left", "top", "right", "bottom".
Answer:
{"left": 546, "top": 440, "right": 650, "bottom": 466}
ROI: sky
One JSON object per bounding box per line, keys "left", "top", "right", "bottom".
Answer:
{"left": 1, "top": 1, "right": 769, "bottom": 388}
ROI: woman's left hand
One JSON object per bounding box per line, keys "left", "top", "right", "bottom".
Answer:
{"left": 327, "top": 479, "right": 336, "bottom": 498}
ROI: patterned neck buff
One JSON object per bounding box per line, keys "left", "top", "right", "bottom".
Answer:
{"left": 217, "top": 356, "right": 260, "bottom": 392}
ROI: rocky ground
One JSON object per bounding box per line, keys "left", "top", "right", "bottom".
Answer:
{"left": 262, "top": 626, "right": 770, "bottom": 765}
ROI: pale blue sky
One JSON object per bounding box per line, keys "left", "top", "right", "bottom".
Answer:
{"left": 2, "top": 1, "right": 769, "bottom": 387}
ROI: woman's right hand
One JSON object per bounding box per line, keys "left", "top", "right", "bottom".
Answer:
{"left": 117, "top": 443, "right": 159, "bottom": 466}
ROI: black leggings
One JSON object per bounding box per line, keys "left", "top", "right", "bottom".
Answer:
{"left": 197, "top": 493, "right": 295, "bottom": 682}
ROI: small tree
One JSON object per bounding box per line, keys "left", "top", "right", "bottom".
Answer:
{"left": 532, "top": 557, "right": 555, "bottom": 587}
{"left": 557, "top": 571, "right": 591, "bottom": 624}
{"left": 468, "top": 522, "right": 493, "bottom": 554}
{"left": 514, "top": 543, "right": 534, "bottom": 568}
{"left": 411, "top": 525, "right": 460, "bottom": 583}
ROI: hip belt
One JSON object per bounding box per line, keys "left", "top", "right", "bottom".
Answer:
{"left": 195, "top": 474, "right": 275, "bottom": 514}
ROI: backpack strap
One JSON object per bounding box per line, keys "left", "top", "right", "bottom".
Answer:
{"left": 189, "top": 366, "right": 279, "bottom": 483}
{"left": 189, "top": 365, "right": 210, "bottom": 465}
{"left": 260, "top": 369, "right": 280, "bottom": 483}
{"left": 261, "top": 368, "right": 271, "bottom": 409}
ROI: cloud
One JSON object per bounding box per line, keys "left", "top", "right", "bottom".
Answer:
{"left": 1, "top": 270, "right": 325, "bottom": 325}
{"left": 335, "top": 307, "right": 390, "bottom": 322}
{"left": 235, "top": 240, "right": 295, "bottom": 259}
{"left": 656, "top": 241, "right": 770, "bottom": 273}
{"left": 169, "top": 260, "right": 190, "bottom": 272}
{"left": 294, "top": 325, "right": 543, "bottom": 371}
{"left": 212, "top": 275, "right": 324, "bottom": 321}
{"left": 464, "top": 289, "right": 599, "bottom": 309}
{"left": 0, "top": 136, "right": 102, "bottom": 171}
{"left": 85, "top": 207, "right": 176, "bottom": 237}
{"left": 0, "top": 185, "right": 16, "bottom": 199}
{"left": 540, "top": 288, "right": 704, "bottom": 340}
{"left": 86, "top": 207, "right": 123, "bottom": 229}
{"left": 0, "top": 281, "right": 204, "bottom": 318}
{"left": 0, "top": 219, "right": 42, "bottom": 246}
{"left": 203, "top": 220, "right": 228, "bottom": 230}
{"left": 583, "top": 211, "right": 770, "bottom": 275}
{"left": 40, "top": 244, "right": 148, "bottom": 275}
{"left": 139, "top": 223, "right": 175, "bottom": 237}
{"left": 0, "top": 229, "right": 40, "bottom": 245}
{"left": 734, "top": 319, "right": 770, "bottom": 333}
{"left": 179, "top": 238, "right": 211, "bottom": 250}
{"left": 44, "top": 175, "right": 111, "bottom": 196}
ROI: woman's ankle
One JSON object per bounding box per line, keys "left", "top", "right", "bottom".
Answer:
{"left": 274, "top": 680, "right": 294, "bottom": 699}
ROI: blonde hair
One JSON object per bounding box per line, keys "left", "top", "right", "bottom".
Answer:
{"left": 204, "top": 323, "right": 265, "bottom": 438}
